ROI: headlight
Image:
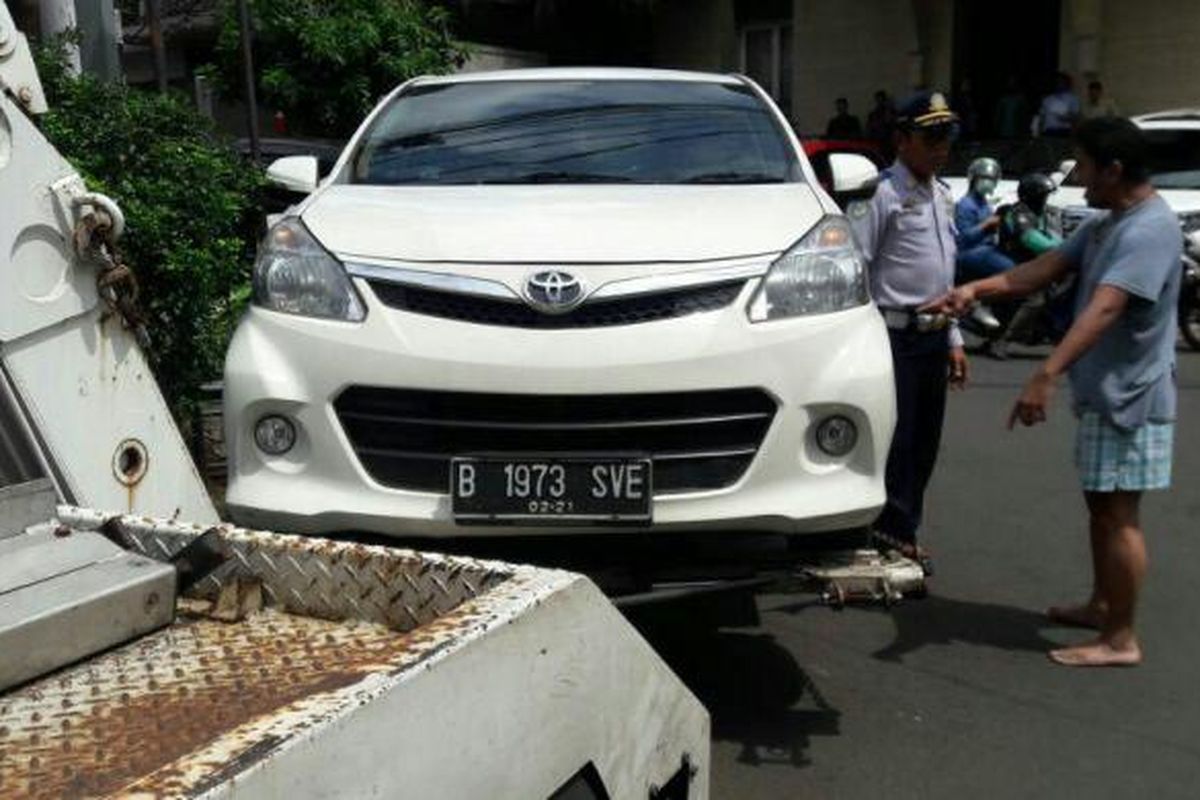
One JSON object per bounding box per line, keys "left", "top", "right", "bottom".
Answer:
{"left": 1179, "top": 211, "right": 1200, "bottom": 235}
{"left": 747, "top": 215, "right": 869, "bottom": 322}
{"left": 253, "top": 218, "right": 366, "bottom": 321}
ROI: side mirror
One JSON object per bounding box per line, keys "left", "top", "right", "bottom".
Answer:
{"left": 266, "top": 156, "right": 319, "bottom": 194}
{"left": 829, "top": 152, "right": 879, "bottom": 193}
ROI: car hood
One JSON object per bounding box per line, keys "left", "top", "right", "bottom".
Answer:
{"left": 301, "top": 184, "right": 827, "bottom": 265}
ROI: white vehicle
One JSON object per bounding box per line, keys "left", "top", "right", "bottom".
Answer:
{"left": 224, "top": 69, "right": 896, "bottom": 539}
{"left": 942, "top": 174, "right": 1019, "bottom": 207}
{"left": 1045, "top": 110, "right": 1200, "bottom": 245}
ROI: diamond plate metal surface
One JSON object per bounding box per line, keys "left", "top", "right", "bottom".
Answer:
{"left": 55, "top": 507, "right": 515, "bottom": 633}
{"left": 2, "top": 509, "right": 577, "bottom": 799}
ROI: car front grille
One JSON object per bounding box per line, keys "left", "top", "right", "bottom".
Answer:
{"left": 366, "top": 279, "right": 747, "bottom": 328}
{"left": 334, "top": 387, "right": 777, "bottom": 495}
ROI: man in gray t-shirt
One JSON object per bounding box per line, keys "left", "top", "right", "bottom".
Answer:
{"left": 1061, "top": 196, "right": 1181, "bottom": 430}
{"left": 926, "top": 117, "right": 1181, "bottom": 668}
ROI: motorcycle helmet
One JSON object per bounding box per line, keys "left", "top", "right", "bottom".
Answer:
{"left": 967, "top": 157, "right": 1001, "bottom": 197}
{"left": 1017, "top": 172, "right": 1056, "bottom": 215}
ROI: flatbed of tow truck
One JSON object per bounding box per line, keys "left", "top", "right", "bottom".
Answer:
{"left": 0, "top": 510, "right": 709, "bottom": 799}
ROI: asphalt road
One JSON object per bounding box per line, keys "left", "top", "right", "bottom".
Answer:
{"left": 625, "top": 346, "right": 1200, "bottom": 800}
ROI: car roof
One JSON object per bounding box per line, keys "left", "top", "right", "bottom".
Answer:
{"left": 411, "top": 67, "right": 747, "bottom": 87}
{"left": 1133, "top": 109, "right": 1200, "bottom": 129}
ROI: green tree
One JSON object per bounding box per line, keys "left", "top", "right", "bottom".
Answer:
{"left": 212, "top": 0, "right": 467, "bottom": 138}
{"left": 34, "top": 36, "right": 265, "bottom": 423}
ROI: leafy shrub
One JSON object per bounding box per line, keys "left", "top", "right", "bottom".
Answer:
{"left": 210, "top": 0, "right": 468, "bottom": 137}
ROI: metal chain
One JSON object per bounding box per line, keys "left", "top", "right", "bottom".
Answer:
{"left": 73, "top": 208, "right": 152, "bottom": 350}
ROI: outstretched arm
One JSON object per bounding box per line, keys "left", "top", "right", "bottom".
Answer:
{"left": 923, "top": 247, "right": 1073, "bottom": 316}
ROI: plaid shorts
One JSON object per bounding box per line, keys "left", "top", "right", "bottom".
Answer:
{"left": 1075, "top": 412, "right": 1174, "bottom": 492}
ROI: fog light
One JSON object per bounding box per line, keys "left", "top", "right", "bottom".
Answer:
{"left": 254, "top": 415, "right": 296, "bottom": 455}
{"left": 815, "top": 416, "right": 858, "bottom": 457}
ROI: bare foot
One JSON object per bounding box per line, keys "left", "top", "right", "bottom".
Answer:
{"left": 1046, "top": 603, "right": 1107, "bottom": 630}
{"left": 1048, "top": 639, "right": 1142, "bottom": 667}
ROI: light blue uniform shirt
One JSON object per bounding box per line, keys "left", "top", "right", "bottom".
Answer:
{"left": 1059, "top": 194, "right": 1182, "bottom": 429}
{"left": 849, "top": 160, "right": 963, "bottom": 348}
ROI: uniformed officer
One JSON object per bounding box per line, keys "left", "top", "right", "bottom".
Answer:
{"left": 848, "top": 90, "right": 968, "bottom": 574}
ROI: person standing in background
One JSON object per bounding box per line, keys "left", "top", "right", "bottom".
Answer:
{"left": 1083, "top": 80, "right": 1119, "bottom": 120}
{"left": 994, "top": 77, "right": 1030, "bottom": 139}
{"left": 867, "top": 90, "right": 897, "bottom": 158}
{"left": 1036, "top": 73, "right": 1081, "bottom": 137}
{"left": 827, "top": 97, "right": 864, "bottom": 139}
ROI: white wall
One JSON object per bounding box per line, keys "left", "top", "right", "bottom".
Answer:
{"left": 790, "top": 0, "right": 922, "bottom": 134}
{"left": 1096, "top": 0, "right": 1200, "bottom": 114}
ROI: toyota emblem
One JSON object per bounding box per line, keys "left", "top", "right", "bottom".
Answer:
{"left": 524, "top": 270, "right": 585, "bottom": 314}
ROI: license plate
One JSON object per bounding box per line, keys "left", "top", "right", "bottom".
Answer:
{"left": 451, "top": 456, "right": 652, "bottom": 524}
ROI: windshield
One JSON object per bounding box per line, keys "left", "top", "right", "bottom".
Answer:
{"left": 1143, "top": 129, "right": 1200, "bottom": 190}
{"left": 1064, "top": 128, "right": 1200, "bottom": 190}
{"left": 349, "top": 79, "right": 802, "bottom": 186}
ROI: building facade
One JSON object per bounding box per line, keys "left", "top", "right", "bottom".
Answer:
{"left": 649, "top": 0, "right": 1200, "bottom": 135}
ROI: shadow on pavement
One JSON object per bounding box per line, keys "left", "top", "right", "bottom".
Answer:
{"left": 772, "top": 592, "right": 1062, "bottom": 663}
{"left": 625, "top": 590, "right": 840, "bottom": 769}
{"left": 871, "top": 594, "right": 1063, "bottom": 662}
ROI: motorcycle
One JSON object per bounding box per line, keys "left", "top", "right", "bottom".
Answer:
{"left": 1180, "top": 234, "right": 1200, "bottom": 350}
{"left": 956, "top": 201, "right": 1074, "bottom": 355}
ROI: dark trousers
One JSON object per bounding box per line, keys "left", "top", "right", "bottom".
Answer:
{"left": 875, "top": 328, "right": 949, "bottom": 543}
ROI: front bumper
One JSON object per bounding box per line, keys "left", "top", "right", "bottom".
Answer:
{"left": 224, "top": 281, "right": 896, "bottom": 537}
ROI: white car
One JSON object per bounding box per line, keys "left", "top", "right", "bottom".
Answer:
{"left": 1045, "top": 110, "right": 1200, "bottom": 244}
{"left": 942, "top": 175, "right": 1020, "bottom": 207}
{"left": 223, "top": 68, "right": 895, "bottom": 538}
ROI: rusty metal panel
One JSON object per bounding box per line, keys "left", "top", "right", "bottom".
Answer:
{"left": 0, "top": 511, "right": 710, "bottom": 800}
{"left": 0, "top": 606, "right": 486, "bottom": 798}
{"left": 0, "top": 512, "right": 562, "bottom": 799}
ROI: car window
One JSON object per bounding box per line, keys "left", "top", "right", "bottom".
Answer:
{"left": 1064, "top": 128, "right": 1200, "bottom": 190}
{"left": 1143, "top": 129, "right": 1200, "bottom": 190}
{"left": 349, "top": 80, "right": 802, "bottom": 185}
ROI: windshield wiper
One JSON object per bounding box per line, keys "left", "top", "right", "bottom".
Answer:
{"left": 478, "top": 171, "right": 638, "bottom": 184}
{"left": 681, "top": 171, "right": 786, "bottom": 184}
